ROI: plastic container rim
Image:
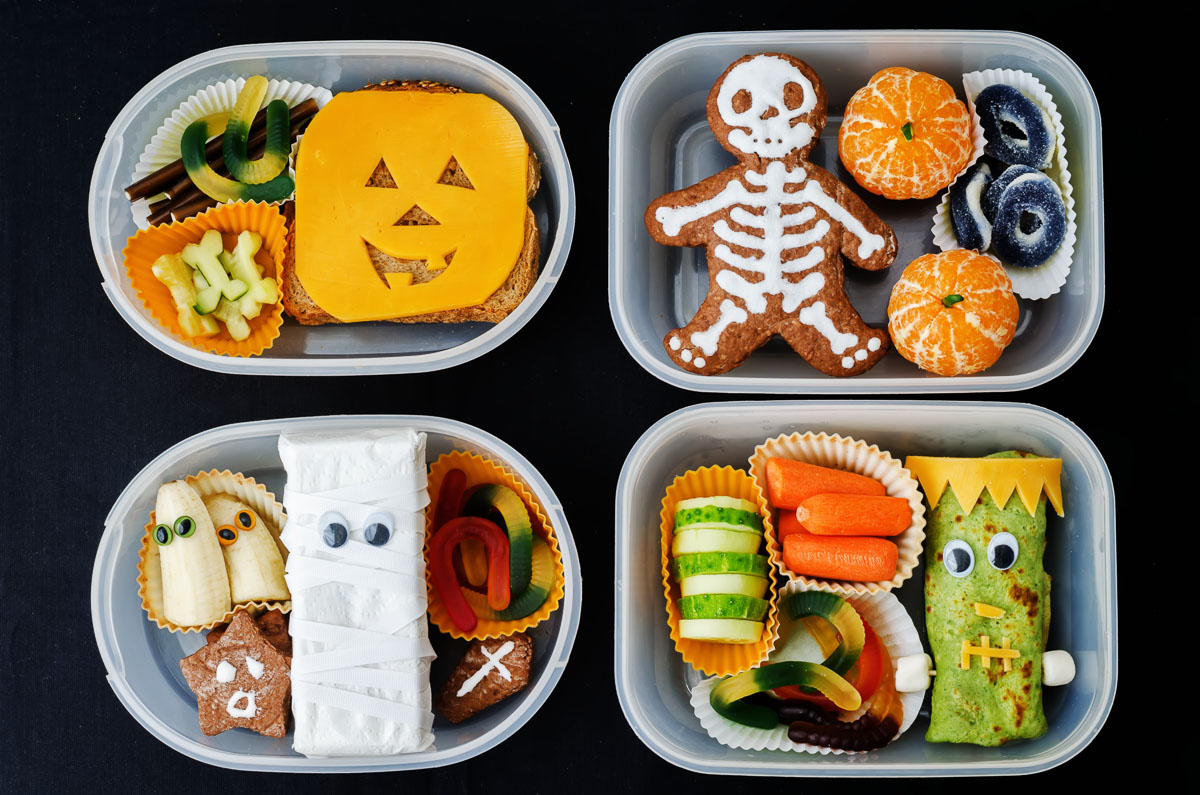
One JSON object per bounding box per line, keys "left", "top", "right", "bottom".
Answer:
{"left": 608, "top": 29, "right": 1104, "bottom": 394}
{"left": 92, "top": 413, "right": 582, "bottom": 772}
{"left": 612, "top": 399, "right": 1116, "bottom": 776}
{"left": 89, "top": 40, "right": 576, "bottom": 376}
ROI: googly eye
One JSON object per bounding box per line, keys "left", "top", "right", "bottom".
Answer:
{"left": 153, "top": 523, "right": 173, "bottom": 546}
{"left": 236, "top": 509, "right": 257, "bottom": 531}
{"left": 987, "top": 532, "right": 1019, "bottom": 571}
{"left": 364, "top": 512, "right": 394, "bottom": 547}
{"left": 217, "top": 525, "right": 239, "bottom": 546}
{"left": 319, "top": 511, "right": 348, "bottom": 548}
{"left": 174, "top": 515, "right": 196, "bottom": 538}
{"left": 942, "top": 539, "right": 974, "bottom": 578}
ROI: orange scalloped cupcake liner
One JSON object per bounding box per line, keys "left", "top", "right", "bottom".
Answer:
{"left": 122, "top": 201, "right": 287, "bottom": 357}
{"left": 748, "top": 433, "right": 926, "bottom": 596}
{"left": 137, "top": 469, "right": 291, "bottom": 634}
{"left": 425, "top": 451, "right": 565, "bottom": 641}
{"left": 660, "top": 466, "right": 780, "bottom": 677}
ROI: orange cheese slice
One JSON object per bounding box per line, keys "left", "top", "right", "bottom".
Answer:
{"left": 904, "top": 456, "right": 1064, "bottom": 518}
{"left": 294, "top": 91, "right": 529, "bottom": 321}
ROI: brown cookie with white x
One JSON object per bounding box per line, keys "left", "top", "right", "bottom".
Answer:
{"left": 645, "top": 53, "right": 897, "bottom": 377}
{"left": 437, "top": 632, "right": 533, "bottom": 724}
{"left": 180, "top": 609, "right": 291, "bottom": 737}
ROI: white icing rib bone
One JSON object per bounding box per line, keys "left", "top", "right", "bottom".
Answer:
{"left": 456, "top": 641, "right": 516, "bottom": 698}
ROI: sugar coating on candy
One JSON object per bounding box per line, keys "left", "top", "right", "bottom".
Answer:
{"left": 950, "top": 160, "right": 995, "bottom": 252}
{"left": 990, "top": 172, "right": 1066, "bottom": 269}
{"left": 975, "top": 84, "right": 1055, "bottom": 169}
{"left": 982, "top": 164, "right": 1039, "bottom": 223}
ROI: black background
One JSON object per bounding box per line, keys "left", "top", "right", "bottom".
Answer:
{"left": 0, "top": 1, "right": 1181, "bottom": 792}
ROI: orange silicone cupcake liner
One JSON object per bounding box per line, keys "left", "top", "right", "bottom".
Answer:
{"left": 425, "top": 451, "right": 565, "bottom": 641}
{"left": 660, "top": 466, "right": 780, "bottom": 677}
{"left": 122, "top": 201, "right": 287, "bottom": 357}
{"left": 137, "top": 469, "right": 291, "bottom": 634}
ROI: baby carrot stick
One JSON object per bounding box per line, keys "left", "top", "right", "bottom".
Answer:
{"left": 765, "top": 458, "right": 885, "bottom": 509}
{"left": 782, "top": 534, "right": 897, "bottom": 582}
{"left": 776, "top": 511, "right": 808, "bottom": 540}
{"left": 795, "top": 494, "right": 911, "bottom": 536}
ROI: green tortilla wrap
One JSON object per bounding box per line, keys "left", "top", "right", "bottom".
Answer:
{"left": 924, "top": 451, "right": 1049, "bottom": 745}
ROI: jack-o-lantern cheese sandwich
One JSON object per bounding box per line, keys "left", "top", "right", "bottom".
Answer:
{"left": 282, "top": 81, "right": 541, "bottom": 325}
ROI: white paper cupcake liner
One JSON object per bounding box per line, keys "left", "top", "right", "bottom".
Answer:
{"left": 690, "top": 587, "right": 924, "bottom": 755}
{"left": 129, "top": 77, "right": 333, "bottom": 229}
{"left": 931, "top": 69, "right": 1076, "bottom": 300}
{"left": 748, "top": 432, "right": 925, "bottom": 595}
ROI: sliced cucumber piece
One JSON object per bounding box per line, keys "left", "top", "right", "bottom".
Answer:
{"left": 675, "top": 496, "right": 764, "bottom": 534}
{"left": 151, "top": 253, "right": 220, "bottom": 338}
{"left": 672, "top": 551, "right": 769, "bottom": 580}
{"left": 194, "top": 285, "right": 222, "bottom": 315}
{"left": 672, "top": 526, "right": 762, "bottom": 556}
{"left": 680, "top": 573, "right": 768, "bottom": 599}
{"left": 182, "top": 230, "right": 248, "bottom": 300}
{"left": 238, "top": 291, "right": 263, "bottom": 320}
{"left": 680, "top": 593, "right": 769, "bottom": 621}
{"left": 213, "top": 298, "right": 251, "bottom": 341}
{"left": 678, "top": 618, "right": 762, "bottom": 643}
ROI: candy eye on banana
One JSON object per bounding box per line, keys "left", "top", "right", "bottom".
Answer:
{"left": 155, "top": 481, "right": 231, "bottom": 627}
{"left": 202, "top": 493, "right": 290, "bottom": 604}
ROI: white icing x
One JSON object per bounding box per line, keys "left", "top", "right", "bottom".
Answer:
{"left": 226, "top": 690, "right": 258, "bottom": 718}
{"left": 245, "top": 656, "right": 264, "bottom": 680}
{"left": 656, "top": 161, "right": 886, "bottom": 362}
{"left": 215, "top": 660, "right": 236, "bottom": 683}
{"left": 456, "top": 641, "right": 515, "bottom": 698}
{"left": 717, "top": 55, "right": 817, "bottom": 158}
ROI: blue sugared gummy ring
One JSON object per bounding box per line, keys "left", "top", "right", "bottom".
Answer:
{"left": 950, "top": 158, "right": 995, "bottom": 251}
{"left": 982, "top": 164, "right": 1038, "bottom": 222}
{"left": 975, "top": 84, "right": 1055, "bottom": 169}
{"left": 989, "top": 169, "right": 1066, "bottom": 269}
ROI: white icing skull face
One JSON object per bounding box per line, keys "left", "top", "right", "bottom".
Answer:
{"left": 716, "top": 55, "right": 818, "bottom": 159}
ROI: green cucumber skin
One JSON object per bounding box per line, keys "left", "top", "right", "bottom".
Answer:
{"left": 464, "top": 484, "right": 534, "bottom": 594}
{"left": 181, "top": 120, "right": 294, "bottom": 203}
{"left": 672, "top": 552, "right": 769, "bottom": 580}
{"left": 675, "top": 504, "right": 764, "bottom": 533}
{"left": 679, "top": 594, "right": 768, "bottom": 621}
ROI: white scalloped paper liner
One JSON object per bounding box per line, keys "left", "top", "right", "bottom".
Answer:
{"left": 137, "top": 469, "right": 291, "bottom": 634}
{"left": 748, "top": 433, "right": 925, "bottom": 596}
{"left": 689, "top": 587, "right": 924, "bottom": 755}
{"left": 930, "top": 69, "right": 1076, "bottom": 300}
{"left": 128, "top": 77, "right": 333, "bottom": 229}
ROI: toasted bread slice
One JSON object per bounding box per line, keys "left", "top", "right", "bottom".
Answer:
{"left": 281, "top": 80, "right": 542, "bottom": 325}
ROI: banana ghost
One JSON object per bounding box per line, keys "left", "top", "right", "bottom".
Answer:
{"left": 203, "top": 494, "right": 290, "bottom": 604}
{"left": 154, "top": 481, "right": 232, "bottom": 627}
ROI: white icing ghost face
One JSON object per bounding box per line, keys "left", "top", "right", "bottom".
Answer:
{"left": 716, "top": 55, "right": 818, "bottom": 159}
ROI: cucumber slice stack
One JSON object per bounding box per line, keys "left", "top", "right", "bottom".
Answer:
{"left": 671, "top": 496, "right": 769, "bottom": 644}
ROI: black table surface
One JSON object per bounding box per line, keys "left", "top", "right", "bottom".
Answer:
{"left": 0, "top": 2, "right": 1180, "bottom": 791}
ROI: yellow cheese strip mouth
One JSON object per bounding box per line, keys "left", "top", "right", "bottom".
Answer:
{"left": 974, "top": 602, "right": 1005, "bottom": 618}
{"left": 960, "top": 635, "right": 1020, "bottom": 672}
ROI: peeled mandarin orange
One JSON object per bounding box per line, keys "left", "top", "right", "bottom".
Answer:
{"left": 838, "top": 67, "right": 973, "bottom": 200}
{"left": 887, "top": 249, "right": 1018, "bottom": 376}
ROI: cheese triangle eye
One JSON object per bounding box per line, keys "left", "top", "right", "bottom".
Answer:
{"left": 438, "top": 156, "right": 475, "bottom": 190}
{"left": 366, "top": 159, "right": 397, "bottom": 188}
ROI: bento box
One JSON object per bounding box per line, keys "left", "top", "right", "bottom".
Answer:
{"left": 89, "top": 41, "right": 575, "bottom": 375}
{"left": 614, "top": 400, "right": 1115, "bottom": 775}
{"left": 609, "top": 30, "right": 1103, "bottom": 393}
{"left": 92, "top": 415, "right": 581, "bottom": 772}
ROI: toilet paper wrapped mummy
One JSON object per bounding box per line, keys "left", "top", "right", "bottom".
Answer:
{"left": 897, "top": 452, "right": 1075, "bottom": 746}
{"left": 279, "top": 428, "right": 436, "bottom": 757}
{"left": 644, "top": 52, "right": 898, "bottom": 377}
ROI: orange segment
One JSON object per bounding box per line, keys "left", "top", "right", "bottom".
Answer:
{"left": 887, "top": 249, "right": 1018, "bottom": 376}
{"left": 839, "top": 67, "right": 973, "bottom": 200}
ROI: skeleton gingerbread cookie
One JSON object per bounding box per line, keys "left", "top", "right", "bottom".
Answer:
{"left": 645, "top": 53, "right": 898, "bottom": 377}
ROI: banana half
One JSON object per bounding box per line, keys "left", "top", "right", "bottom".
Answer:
{"left": 203, "top": 493, "right": 290, "bottom": 604}
{"left": 154, "top": 481, "right": 232, "bottom": 627}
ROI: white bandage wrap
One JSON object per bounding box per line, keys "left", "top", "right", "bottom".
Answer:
{"left": 279, "top": 429, "right": 436, "bottom": 757}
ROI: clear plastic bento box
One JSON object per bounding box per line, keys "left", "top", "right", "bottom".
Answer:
{"left": 89, "top": 41, "right": 575, "bottom": 375}
{"left": 609, "top": 31, "right": 1103, "bottom": 393}
{"left": 614, "top": 400, "right": 1115, "bottom": 775}
{"left": 92, "top": 415, "right": 581, "bottom": 772}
